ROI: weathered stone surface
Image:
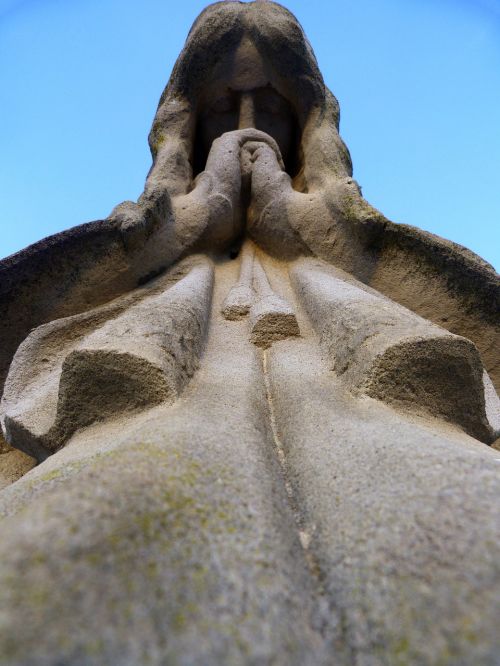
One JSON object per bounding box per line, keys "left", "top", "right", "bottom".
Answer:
{"left": 0, "top": 258, "right": 498, "bottom": 665}
{"left": 0, "top": 1, "right": 498, "bottom": 664}
{"left": 0, "top": 432, "right": 11, "bottom": 454}
{"left": 267, "top": 335, "right": 500, "bottom": 666}
{"left": 221, "top": 283, "right": 255, "bottom": 320}
{"left": 0, "top": 448, "right": 35, "bottom": 491}
{"left": 484, "top": 369, "right": 500, "bottom": 439}
{"left": 292, "top": 258, "right": 494, "bottom": 442}
{"left": 222, "top": 241, "right": 256, "bottom": 319}
{"left": 1, "top": 257, "right": 213, "bottom": 460}
{"left": 0, "top": 263, "right": 327, "bottom": 665}
{"left": 0, "top": 2, "right": 498, "bottom": 398}
{"left": 249, "top": 293, "right": 300, "bottom": 348}
{"left": 249, "top": 255, "right": 300, "bottom": 348}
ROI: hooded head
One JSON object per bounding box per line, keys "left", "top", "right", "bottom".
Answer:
{"left": 147, "top": 1, "right": 352, "bottom": 196}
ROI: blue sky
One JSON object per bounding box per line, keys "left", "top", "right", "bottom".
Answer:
{"left": 1, "top": 0, "right": 499, "bottom": 269}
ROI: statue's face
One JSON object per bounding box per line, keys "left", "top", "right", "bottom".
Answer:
{"left": 199, "top": 87, "right": 293, "bottom": 161}
{"left": 195, "top": 36, "right": 296, "bottom": 173}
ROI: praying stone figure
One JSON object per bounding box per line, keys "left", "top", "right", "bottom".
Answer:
{"left": 0, "top": 2, "right": 499, "bottom": 664}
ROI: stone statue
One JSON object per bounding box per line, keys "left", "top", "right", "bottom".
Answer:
{"left": 0, "top": 2, "right": 498, "bottom": 664}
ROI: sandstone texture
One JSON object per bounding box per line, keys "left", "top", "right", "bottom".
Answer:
{"left": 0, "top": 448, "right": 35, "bottom": 492}
{"left": 292, "top": 258, "right": 495, "bottom": 443}
{"left": 0, "top": 2, "right": 499, "bottom": 664}
{"left": 1, "top": 257, "right": 213, "bottom": 461}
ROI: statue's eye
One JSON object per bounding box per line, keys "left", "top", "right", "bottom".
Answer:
{"left": 255, "top": 88, "right": 288, "bottom": 115}
{"left": 209, "top": 94, "right": 237, "bottom": 114}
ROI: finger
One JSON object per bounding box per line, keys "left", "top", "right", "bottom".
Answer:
{"left": 238, "top": 129, "right": 279, "bottom": 151}
{"left": 249, "top": 146, "right": 270, "bottom": 163}
{"left": 192, "top": 171, "right": 213, "bottom": 197}
{"left": 219, "top": 129, "right": 285, "bottom": 170}
{"left": 247, "top": 143, "right": 280, "bottom": 167}
{"left": 241, "top": 141, "right": 265, "bottom": 155}
{"left": 243, "top": 135, "right": 285, "bottom": 170}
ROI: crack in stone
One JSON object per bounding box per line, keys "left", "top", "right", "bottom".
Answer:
{"left": 260, "top": 348, "right": 325, "bottom": 593}
{"left": 261, "top": 347, "right": 361, "bottom": 661}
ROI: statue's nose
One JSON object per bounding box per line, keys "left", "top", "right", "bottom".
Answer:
{"left": 238, "top": 92, "right": 255, "bottom": 129}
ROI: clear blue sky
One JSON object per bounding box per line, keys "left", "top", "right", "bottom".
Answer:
{"left": 1, "top": 0, "right": 499, "bottom": 269}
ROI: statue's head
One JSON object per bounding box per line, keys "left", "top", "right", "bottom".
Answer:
{"left": 148, "top": 1, "right": 352, "bottom": 195}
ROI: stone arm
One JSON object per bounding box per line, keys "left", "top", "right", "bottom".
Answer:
{"left": 0, "top": 129, "right": 283, "bottom": 397}
{"left": 245, "top": 140, "right": 385, "bottom": 267}
{"left": 246, "top": 139, "right": 500, "bottom": 390}
{"left": 115, "top": 128, "right": 284, "bottom": 260}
